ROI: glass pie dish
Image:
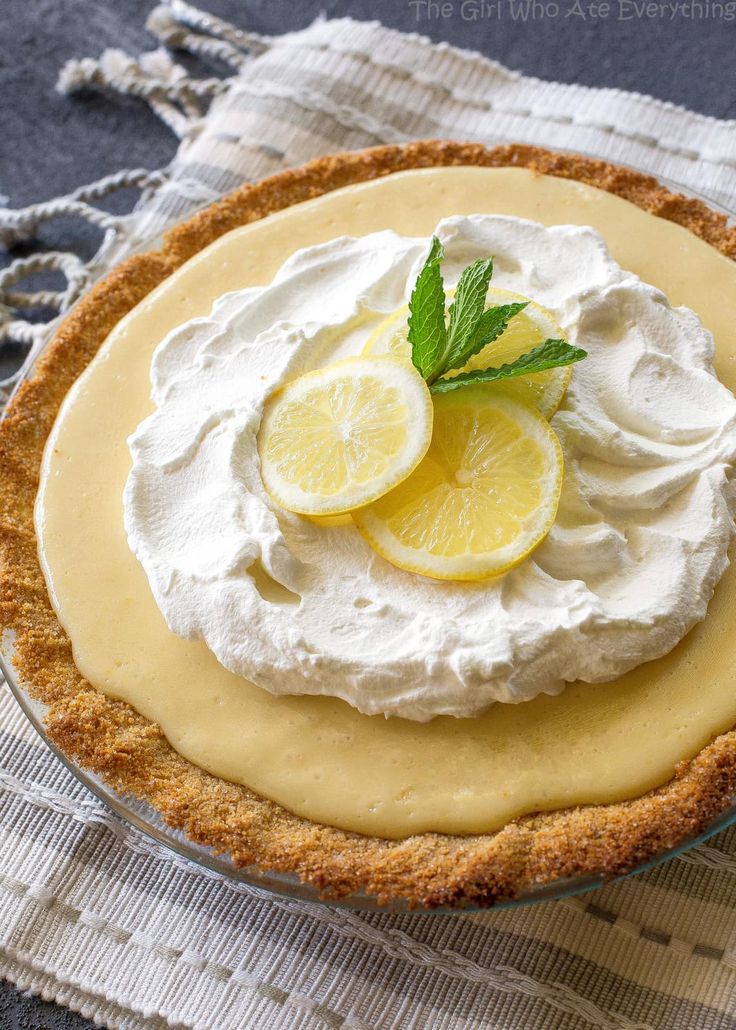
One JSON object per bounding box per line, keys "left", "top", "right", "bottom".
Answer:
{"left": 2, "top": 153, "right": 736, "bottom": 912}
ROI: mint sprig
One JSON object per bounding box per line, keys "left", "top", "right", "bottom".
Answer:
{"left": 406, "top": 236, "right": 587, "bottom": 396}
{"left": 430, "top": 338, "right": 588, "bottom": 394}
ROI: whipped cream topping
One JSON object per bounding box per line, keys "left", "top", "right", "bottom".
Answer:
{"left": 124, "top": 217, "right": 736, "bottom": 721}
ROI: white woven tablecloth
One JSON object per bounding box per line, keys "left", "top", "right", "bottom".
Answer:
{"left": 1, "top": 6, "right": 736, "bottom": 1028}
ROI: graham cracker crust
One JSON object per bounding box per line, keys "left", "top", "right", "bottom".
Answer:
{"left": 2, "top": 141, "right": 735, "bottom": 908}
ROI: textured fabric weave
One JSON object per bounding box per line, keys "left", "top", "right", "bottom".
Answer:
{"left": 1, "top": 9, "right": 736, "bottom": 1029}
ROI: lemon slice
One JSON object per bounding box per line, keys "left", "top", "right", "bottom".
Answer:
{"left": 353, "top": 387, "right": 563, "bottom": 581}
{"left": 258, "top": 356, "right": 433, "bottom": 515}
{"left": 364, "top": 287, "right": 571, "bottom": 418}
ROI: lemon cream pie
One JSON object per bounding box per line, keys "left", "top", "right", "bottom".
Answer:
{"left": 4, "top": 142, "right": 736, "bottom": 907}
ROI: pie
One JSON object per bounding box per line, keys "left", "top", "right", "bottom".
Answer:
{"left": 2, "top": 141, "right": 736, "bottom": 908}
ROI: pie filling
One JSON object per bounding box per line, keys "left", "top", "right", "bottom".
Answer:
{"left": 35, "top": 166, "right": 736, "bottom": 839}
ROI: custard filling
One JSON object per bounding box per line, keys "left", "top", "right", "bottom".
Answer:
{"left": 36, "top": 167, "right": 736, "bottom": 838}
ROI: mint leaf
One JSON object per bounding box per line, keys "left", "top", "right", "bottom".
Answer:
{"left": 429, "top": 339, "right": 587, "bottom": 395}
{"left": 442, "top": 256, "right": 494, "bottom": 375}
{"left": 404, "top": 239, "right": 587, "bottom": 398}
{"left": 443, "top": 301, "right": 528, "bottom": 374}
{"left": 407, "top": 236, "right": 447, "bottom": 380}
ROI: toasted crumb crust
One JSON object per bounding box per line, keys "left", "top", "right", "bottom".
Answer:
{"left": 2, "top": 142, "right": 736, "bottom": 908}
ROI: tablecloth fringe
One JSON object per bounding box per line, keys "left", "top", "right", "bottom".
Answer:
{"left": 0, "top": 0, "right": 261, "bottom": 401}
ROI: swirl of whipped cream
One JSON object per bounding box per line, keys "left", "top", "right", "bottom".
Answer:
{"left": 124, "top": 217, "right": 736, "bottom": 721}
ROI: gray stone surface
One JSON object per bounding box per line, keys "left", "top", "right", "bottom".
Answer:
{"left": 0, "top": 1, "right": 732, "bottom": 1027}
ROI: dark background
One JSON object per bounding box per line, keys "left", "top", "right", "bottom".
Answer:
{"left": 1, "top": 1, "right": 734, "bottom": 1026}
